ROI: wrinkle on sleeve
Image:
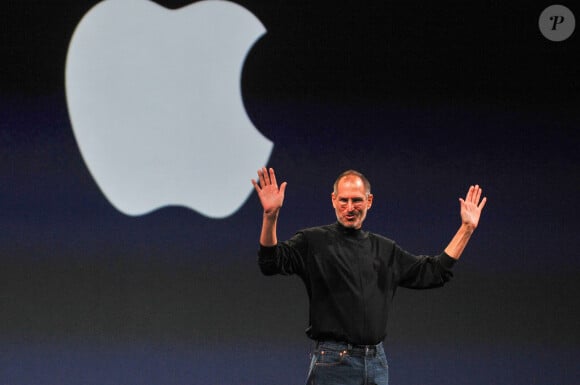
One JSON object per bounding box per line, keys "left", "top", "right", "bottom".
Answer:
{"left": 257, "top": 232, "right": 308, "bottom": 276}
{"left": 396, "top": 247, "right": 456, "bottom": 289}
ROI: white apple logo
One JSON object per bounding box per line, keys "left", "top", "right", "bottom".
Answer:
{"left": 65, "top": 0, "right": 273, "bottom": 218}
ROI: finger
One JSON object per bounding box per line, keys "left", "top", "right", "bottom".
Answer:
{"left": 478, "top": 196, "right": 488, "bottom": 210}
{"left": 473, "top": 185, "right": 482, "bottom": 203}
{"left": 464, "top": 185, "right": 474, "bottom": 202}
{"left": 251, "top": 179, "right": 261, "bottom": 192}
{"left": 264, "top": 167, "right": 272, "bottom": 185}
{"left": 279, "top": 181, "right": 288, "bottom": 196}
{"left": 268, "top": 168, "right": 278, "bottom": 187}
{"left": 258, "top": 167, "right": 267, "bottom": 186}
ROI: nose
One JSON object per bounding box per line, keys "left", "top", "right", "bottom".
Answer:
{"left": 346, "top": 200, "right": 355, "bottom": 211}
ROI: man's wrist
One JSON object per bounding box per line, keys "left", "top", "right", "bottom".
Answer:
{"left": 462, "top": 223, "right": 476, "bottom": 235}
{"left": 263, "top": 209, "right": 280, "bottom": 221}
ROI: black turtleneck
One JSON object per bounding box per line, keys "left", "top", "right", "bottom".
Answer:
{"left": 258, "top": 222, "right": 456, "bottom": 345}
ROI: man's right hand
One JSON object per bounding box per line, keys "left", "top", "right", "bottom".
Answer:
{"left": 251, "top": 167, "right": 287, "bottom": 217}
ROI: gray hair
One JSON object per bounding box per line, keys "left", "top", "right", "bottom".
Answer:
{"left": 333, "top": 170, "right": 371, "bottom": 195}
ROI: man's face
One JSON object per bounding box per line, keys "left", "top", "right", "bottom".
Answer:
{"left": 331, "top": 176, "right": 373, "bottom": 229}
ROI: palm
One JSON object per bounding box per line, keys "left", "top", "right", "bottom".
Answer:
{"left": 252, "top": 167, "right": 287, "bottom": 214}
{"left": 460, "top": 185, "right": 487, "bottom": 230}
{"left": 258, "top": 183, "right": 285, "bottom": 213}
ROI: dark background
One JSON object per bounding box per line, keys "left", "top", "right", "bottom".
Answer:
{"left": 1, "top": 1, "right": 579, "bottom": 384}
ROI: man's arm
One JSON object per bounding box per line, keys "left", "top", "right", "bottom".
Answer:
{"left": 251, "top": 167, "right": 287, "bottom": 246}
{"left": 444, "top": 185, "right": 487, "bottom": 259}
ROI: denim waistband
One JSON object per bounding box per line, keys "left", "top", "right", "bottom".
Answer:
{"left": 315, "top": 340, "right": 383, "bottom": 357}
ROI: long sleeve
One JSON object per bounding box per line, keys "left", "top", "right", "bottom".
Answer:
{"left": 395, "top": 245, "right": 456, "bottom": 289}
{"left": 257, "top": 232, "right": 308, "bottom": 276}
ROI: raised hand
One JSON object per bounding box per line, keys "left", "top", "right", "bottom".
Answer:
{"left": 459, "top": 185, "right": 487, "bottom": 231}
{"left": 252, "top": 167, "right": 287, "bottom": 216}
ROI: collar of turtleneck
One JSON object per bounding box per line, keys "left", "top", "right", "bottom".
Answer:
{"left": 332, "top": 222, "right": 369, "bottom": 240}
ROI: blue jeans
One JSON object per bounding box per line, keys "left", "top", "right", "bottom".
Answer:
{"left": 306, "top": 341, "right": 389, "bottom": 385}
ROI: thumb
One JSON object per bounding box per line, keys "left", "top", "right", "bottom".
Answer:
{"left": 279, "top": 182, "right": 288, "bottom": 195}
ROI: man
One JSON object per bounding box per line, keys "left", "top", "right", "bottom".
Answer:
{"left": 251, "top": 167, "right": 487, "bottom": 385}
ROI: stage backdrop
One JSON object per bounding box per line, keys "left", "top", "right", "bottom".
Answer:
{"left": 1, "top": 1, "right": 578, "bottom": 384}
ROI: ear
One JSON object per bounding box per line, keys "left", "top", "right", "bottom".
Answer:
{"left": 367, "top": 193, "right": 374, "bottom": 209}
{"left": 331, "top": 192, "right": 337, "bottom": 208}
